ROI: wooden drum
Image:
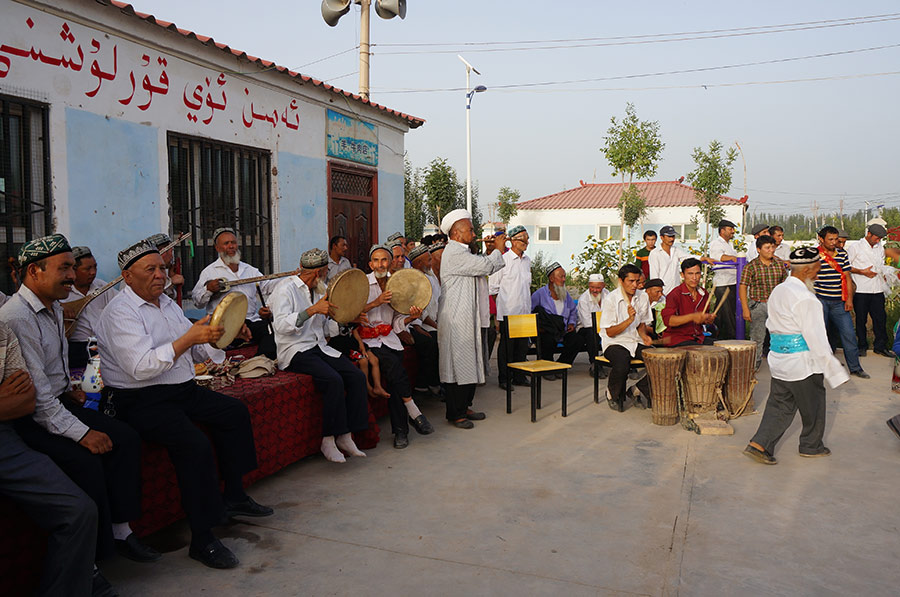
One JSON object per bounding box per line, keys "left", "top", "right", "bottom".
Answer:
{"left": 642, "top": 348, "right": 686, "bottom": 426}
{"left": 713, "top": 340, "right": 757, "bottom": 417}
{"left": 681, "top": 346, "right": 729, "bottom": 416}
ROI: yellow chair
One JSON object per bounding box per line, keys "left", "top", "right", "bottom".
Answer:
{"left": 504, "top": 313, "right": 572, "bottom": 422}
{"left": 591, "top": 310, "right": 644, "bottom": 409}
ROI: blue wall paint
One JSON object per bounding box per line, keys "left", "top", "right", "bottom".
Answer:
{"left": 66, "top": 108, "right": 161, "bottom": 282}
{"left": 276, "top": 151, "right": 328, "bottom": 267}
{"left": 378, "top": 170, "right": 404, "bottom": 242}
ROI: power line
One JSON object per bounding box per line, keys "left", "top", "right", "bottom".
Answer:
{"left": 293, "top": 46, "right": 359, "bottom": 70}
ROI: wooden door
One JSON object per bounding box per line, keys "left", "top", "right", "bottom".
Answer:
{"left": 328, "top": 162, "right": 377, "bottom": 271}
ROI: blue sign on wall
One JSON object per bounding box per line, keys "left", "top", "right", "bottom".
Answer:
{"left": 326, "top": 109, "right": 378, "bottom": 166}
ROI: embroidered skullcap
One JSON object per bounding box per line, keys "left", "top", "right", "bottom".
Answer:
{"left": 789, "top": 246, "right": 821, "bottom": 265}
{"left": 387, "top": 238, "right": 403, "bottom": 250}
{"left": 545, "top": 261, "right": 563, "bottom": 277}
{"left": 428, "top": 241, "right": 446, "bottom": 254}
{"left": 440, "top": 208, "right": 471, "bottom": 235}
{"left": 507, "top": 225, "right": 527, "bottom": 238}
{"left": 588, "top": 273, "right": 604, "bottom": 283}
{"left": 146, "top": 233, "right": 172, "bottom": 248}
{"left": 644, "top": 278, "right": 664, "bottom": 289}
{"left": 213, "top": 227, "right": 236, "bottom": 242}
{"left": 659, "top": 225, "right": 677, "bottom": 237}
{"left": 386, "top": 232, "right": 404, "bottom": 243}
{"left": 868, "top": 223, "right": 887, "bottom": 238}
{"left": 751, "top": 223, "right": 769, "bottom": 235}
{"left": 300, "top": 248, "right": 329, "bottom": 269}
{"left": 369, "top": 243, "right": 392, "bottom": 260}
{"left": 17, "top": 234, "right": 71, "bottom": 268}
{"left": 408, "top": 244, "right": 430, "bottom": 261}
{"left": 71, "top": 246, "right": 93, "bottom": 260}
{"left": 118, "top": 239, "right": 159, "bottom": 270}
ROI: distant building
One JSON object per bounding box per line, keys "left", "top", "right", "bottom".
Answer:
{"left": 509, "top": 180, "right": 746, "bottom": 270}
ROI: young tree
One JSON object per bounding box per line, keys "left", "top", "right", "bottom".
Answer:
{"left": 404, "top": 156, "right": 426, "bottom": 240}
{"left": 686, "top": 140, "right": 738, "bottom": 251}
{"left": 497, "top": 186, "right": 520, "bottom": 225}
{"left": 423, "top": 157, "right": 463, "bottom": 227}
{"left": 600, "top": 103, "right": 665, "bottom": 264}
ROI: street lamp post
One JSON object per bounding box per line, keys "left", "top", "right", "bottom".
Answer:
{"left": 459, "top": 55, "right": 486, "bottom": 214}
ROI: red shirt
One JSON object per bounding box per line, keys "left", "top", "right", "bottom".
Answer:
{"left": 661, "top": 283, "right": 710, "bottom": 345}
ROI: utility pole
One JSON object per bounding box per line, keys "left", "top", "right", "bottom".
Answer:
{"left": 358, "top": 0, "right": 371, "bottom": 100}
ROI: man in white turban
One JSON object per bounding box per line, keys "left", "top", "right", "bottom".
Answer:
{"left": 576, "top": 273, "right": 609, "bottom": 373}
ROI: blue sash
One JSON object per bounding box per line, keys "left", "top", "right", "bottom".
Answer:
{"left": 769, "top": 333, "right": 809, "bottom": 354}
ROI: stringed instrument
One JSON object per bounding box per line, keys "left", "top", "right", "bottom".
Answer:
{"left": 211, "top": 269, "right": 299, "bottom": 293}
{"left": 62, "top": 231, "right": 191, "bottom": 336}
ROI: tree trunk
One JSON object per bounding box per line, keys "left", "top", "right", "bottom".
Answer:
{"left": 619, "top": 173, "right": 626, "bottom": 266}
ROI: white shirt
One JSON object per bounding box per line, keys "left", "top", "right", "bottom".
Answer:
{"left": 774, "top": 242, "right": 791, "bottom": 261}
{"left": 709, "top": 235, "right": 737, "bottom": 286}
{"left": 489, "top": 251, "right": 532, "bottom": 321}
{"left": 361, "top": 272, "right": 407, "bottom": 352}
{"left": 270, "top": 276, "right": 340, "bottom": 368}
{"left": 649, "top": 245, "right": 690, "bottom": 295}
{"left": 191, "top": 258, "right": 274, "bottom": 322}
{"left": 65, "top": 278, "right": 118, "bottom": 342}
{"left": 419, "top": 271, "right": 441, "bottom": 333}
{"left": 576, "top": 288, "right": 607, "bottom": 331}
{"left": 326, "top": 256, "right": 352, "bottom": 283}
{"left": 766, "top": 276, "right": 849, "bottom": 389}
{"left": 847, "top": 236, "right": 894, "bottom": 294}
{"left": 97, "top": 286, "right": 224, "bottom": 388}
{"left": 599, "top": 288, "right": 652, "bottom": 357}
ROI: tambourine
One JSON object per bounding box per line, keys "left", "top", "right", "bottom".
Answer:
{"left": 385, "top": 269, "right": 432, "bottom": 315}
{"left": 209, "top": 291, "right": 248, "bottom": 349}
{"left": 326, "top": 268, "right": 369, "bottom": 324}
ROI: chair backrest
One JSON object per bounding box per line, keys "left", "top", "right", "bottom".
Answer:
{"left": 507, "top": 313, "right": 537, "bottom": 339}
{"left": 593, "top": 310, "right": 602, "bottom": 334}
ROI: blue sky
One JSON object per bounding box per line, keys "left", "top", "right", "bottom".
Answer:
{"left": 142, "top": 0, "right": 900, "bottom": 221}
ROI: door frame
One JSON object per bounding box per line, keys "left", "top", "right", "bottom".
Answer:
{"left": 326, "top": 160, "right": 378, "bottom": 253}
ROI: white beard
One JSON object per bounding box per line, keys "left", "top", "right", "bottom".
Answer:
{"left": 374, "top": 270, "right": 388, "bottom": 279}
{"left": 552, "top": 283, "right": 567, "bottom": 299}
{"left": 589, "top": 292, "right": 602, "bottom": 306}
{"left": 803, "top": 278, "right": 816, "bottom": 293}
{"left": 315, "top": 278, "right": 328, "bottom": 296}
{"left": 220, "top": 250, "right": 242, "bottom": 266}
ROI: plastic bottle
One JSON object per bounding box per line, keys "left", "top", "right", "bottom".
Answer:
{"left": 81, "top": 338, "right": 103, "bottom": 411}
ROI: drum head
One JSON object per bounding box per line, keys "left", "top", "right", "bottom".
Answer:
{"left": 385, "top": 269, "right": 432, "bottom": 315}
{"left": 327, "top": 268, "right": 369, "bottom": 324}
{"left": 713, "top": 340, "right": 756, "bottom": 349}
{"left": 209, "top": 292, "right": 248, "bottom": 349}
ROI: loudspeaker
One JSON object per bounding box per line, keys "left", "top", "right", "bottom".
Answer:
{"left": 374, "top": 0, "right": 407, "bottom": 20}
{"left": 321, "top": 0, "right": 352, "bottom": 27}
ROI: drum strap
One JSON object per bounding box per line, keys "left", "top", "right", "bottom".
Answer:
{"left": 769, "top": 333, "right": 809, "bottom": 354}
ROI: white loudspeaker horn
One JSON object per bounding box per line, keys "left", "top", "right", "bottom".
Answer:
{"left": 322, "top": 0, "right": 352, "bottom": 27}
{"left": 375, "top": 0, "right": 407, "bottom": 20}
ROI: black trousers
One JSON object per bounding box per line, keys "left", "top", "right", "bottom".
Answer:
{"left": 67, "top": 340, "right": 89, "bottom": 370}
{"left": 751, "top": 374, "right": 826, "bottom": 455}
{"left": 444, "top": 383, "right": 476, "bottom": 421}
{"left": 13, "top": 400, "right": 142, "bottom": 561}
{"left": 246, "top": 318, "right": 277, "bottom": 360}
{"left": 714, "top": 284, "right": 736, "bottom": 340}
{"left": 537, "top": 329, "right": 585, "bottom": 365}
{"left": 369, "top": 345, "right": 411, "bottom": 435}
{"left": 411, "top": 327, "right": 440, "bottom": 388}
{"left": 604, "top": 344, "right": 651, "bottom": 403}
{"left": 577, "top": 327, "right": 600, "bottom": 362}
{"left": 672, "top": 337, "right": 715, "bottom": 347}
{"left": 853, "top": 292, "right": 888, "bottom": 352}
{"left": 286, "top": 347, "right": 369, "bottom": 436}
{"left": 109, "top": 381, "right": 257, "bottom": 540}
{"left": 0, "top": 424, "right": 97, "bottom": 596}
{"left": 498, "top": 319, "right": 529, "bottom": 384}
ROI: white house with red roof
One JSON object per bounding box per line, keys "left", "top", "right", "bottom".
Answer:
{"left": 509, "top": 180, "right": 746, "bottom": 271}
{"left": 0, "top": 0, "right": 423, "bottom": 294}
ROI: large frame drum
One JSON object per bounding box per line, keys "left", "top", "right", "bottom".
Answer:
{"left": 713, "top": 340, "right": 757, "bottom": 417}
{"left": 681, "top": 346, "right": 729, "bottom": 415}
{"left": 643, "top": 348, "right": 686, "bottom": 426}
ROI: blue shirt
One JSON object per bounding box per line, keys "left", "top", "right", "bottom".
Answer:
{"left": 531, "top": 285, "right": 577, "bottom": 328}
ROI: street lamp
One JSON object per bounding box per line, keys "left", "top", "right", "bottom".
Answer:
{"left": 459, "top": 55, "right": 486, "bottom": 214}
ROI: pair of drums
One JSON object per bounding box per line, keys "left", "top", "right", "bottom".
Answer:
{"left": 642, "top": 341, "right": 756, "bottom": 426}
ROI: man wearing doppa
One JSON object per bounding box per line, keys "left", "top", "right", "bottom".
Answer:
{"left": 438, "top": 209, "right": 505, "bottom": 429}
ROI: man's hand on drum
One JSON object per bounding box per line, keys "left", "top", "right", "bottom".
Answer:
{"left": 403, "top": 305, "right": 423, "bottom": 326}
{"left": 184, "top": 315, "right": 225, "bottom": 346}
{"left": 236, "top": 323, "right": 252, "bottom": 342}
{"left": 308, "top": 296, "right": 335, "bottom": 317}
{"left": 205, "top": 278, "right": 223, "bottom": 293}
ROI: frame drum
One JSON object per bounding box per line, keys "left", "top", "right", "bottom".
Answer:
{"left": 643, "top": 348, "right": 686, "bottom": 426}
{"left": 713, "top": 340, "right": 757, "bottom": 417}
{"left": 326, "top": 268, "right": 369, "bottom": 324}
{"left": 385, "top": 269, "right": 432, "bottom": 315}
{"left": 209, "top": 291, "right": 248, "bottom": 349}
{"left": 681, "top": 346, "right": 729, "bottom": 415}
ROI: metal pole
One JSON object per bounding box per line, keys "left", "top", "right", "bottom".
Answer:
{"left": 359, "top": 0, "right": 370, "bottom": 100}
{"left": 465, "top": 69, "right": 472, "bottom": 214}
{"left": 735, "top": 256, "right": 746, "bottom": 340}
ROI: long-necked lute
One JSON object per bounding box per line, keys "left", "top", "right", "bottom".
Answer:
{"left": 212, "top": 269, "right": 299, "bottom": 293}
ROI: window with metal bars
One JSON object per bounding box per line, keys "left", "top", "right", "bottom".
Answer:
{"left": 167, "top": 133, "right": 273, "bottom": 292}
{"left": 0, "top": 95, "right": 51, "bottom": 296}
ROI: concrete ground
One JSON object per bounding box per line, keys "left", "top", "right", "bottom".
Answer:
{"left": 105, "top": 350, "right": 900, "bottom": 596}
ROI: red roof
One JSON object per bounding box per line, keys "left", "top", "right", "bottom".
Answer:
{"left": 98, "top": 0, "right": 425, "bottom": 128}
{"left": 518, "top": 180, "right": 740, "bottom": 210}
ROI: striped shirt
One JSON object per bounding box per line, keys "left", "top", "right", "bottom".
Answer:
{"left": 813, "top": 248, "right": 849, "bottom": 300}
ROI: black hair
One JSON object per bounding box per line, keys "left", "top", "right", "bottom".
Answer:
{"left": 643, "top": 230, "right": 657, "bottom": 239}
{"left": 769, "top": 225, "right": 784, "bottom": 234}
{"left": 756, "top": 234, "right": 776, "bottom": 249}
{"left": 681, "top": 257, "right": 702, "bottom": 272}
{"left": 617, "top": 263, "right": 642, "bottom": 280}
{"left": 328, "top": 235, "right": 346, "bottom": 251}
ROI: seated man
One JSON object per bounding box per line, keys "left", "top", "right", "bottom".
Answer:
{"left": 97, "top": 239, "right": 273, "bottom": 570}
{"left": 146, "top": 233, "right": 185, "bottom": 301}
{"left": 0, "top": 235, "right": 155, "bottom": 573}
{"left": 576, "top": 273, "right": 608, "bottom": 371}
{"left": 191, "top": 227, "right": 278, "bottom": 359}
{"left": 361, "top": 244, "right": 433, "bottom": 449}
{"left": 62, "top": 246, "right": 118, "bottom": 369}
{"left": 407, "top": 244, "right": 441, "bottom": 396}
{"left": 661, "top": 258, "right": 715, "bottom": 347}
{"left": 0, "top": 319, "right": 100, "bottom": 597}
{"left": 269, "top": 248, "right": 368, "bottom": 463}
{"left": 641, "top": 278, "right": 666, "bottom": 341}
{"left": 599, "top": 264, "right": 653, "bottom": 411}
{"left": 531, "top": 262, "right": 584, "bottom": 375}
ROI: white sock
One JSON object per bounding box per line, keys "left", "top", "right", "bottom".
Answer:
{"left": 404, "top": 400, "right": 422, "bottom": 419}
{"left": 321, "top": 436, "right": 346, "bottom": 463}
{"left": 111, "top": 522, "right": 132, "bottom": 541}
{"left": 336, "top": 433, "right": 366, "bottom": 457}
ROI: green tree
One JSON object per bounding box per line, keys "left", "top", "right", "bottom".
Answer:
{"left": 403, "top": 156, "right": 425, "bottom": 240}
{"left": 686, "top": 140, "right": 738, "bottom": 252}
{"left": 497, "top": 186, "right": 520, "bottom": 225}
{"left": 600, "top": 102, "right": 665, "bottom": 264}
{"left": 423, "top": 157, "right": 463, "bottom": 228}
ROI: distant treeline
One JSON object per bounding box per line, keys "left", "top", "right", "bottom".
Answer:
{"left": 751, "top": 207, "right": 900, "bottom": 241}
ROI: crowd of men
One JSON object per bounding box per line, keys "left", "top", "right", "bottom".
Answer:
{"left": 1, "top": 213, "right": 899, "bottom": 595}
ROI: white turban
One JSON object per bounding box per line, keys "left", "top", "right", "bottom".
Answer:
{"left": 440, "top": 209, "right": 472, "bottom": 235}
{"left": 589, "top": 273, "right": 604, "bottom": 283}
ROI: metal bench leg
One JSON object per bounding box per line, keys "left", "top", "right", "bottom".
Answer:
{"left": 506, "top": 375, "right": 512, "bottom": 414}
{"left": 562, "top": 370, "right": 568, "bottom": 417}
{"left": 593, "top": 362, "right": 599, "bottom": 403}
{"left": 536, "top": 375, "right": 543, "bottom": 410}
{"left": 530, "top": 378, "right": 537, "bottom": 423}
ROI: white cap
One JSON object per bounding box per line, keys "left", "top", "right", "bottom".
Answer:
{"left": 589, "top": 273, "right": 604, "bottom": 283}
{"left": 440, "top": 208, "right": 472, "bottom": 235}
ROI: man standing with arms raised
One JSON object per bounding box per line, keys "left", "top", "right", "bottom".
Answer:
{"left": 649, "top": 225, "right": 690, "bottom": 294}
{"left": 489, "top": 225, "right": 531, "bottom": 391}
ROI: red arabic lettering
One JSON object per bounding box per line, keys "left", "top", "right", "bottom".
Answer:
{"left": 184, "top": 73, "right": 226, "bottom": 124}
{"left": 86, "top": 44, "right": 117, "bottom": 98}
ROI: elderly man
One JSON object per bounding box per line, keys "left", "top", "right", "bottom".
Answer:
{"left": 191, "top": 227, "right": 278, "bottom": 359}
{"left": 745, "top": 223, "right": 769, "bottom": 261}
{"left": 599, "top": 264, "right": 653, "bottom": 411}
{"left": 836, "top": 229, "right": 850, "bottom": 250}
{"left": 635, "top": 230, "right": 657, "bottom": 278}
{"left": 740, "top": 235, "right": 788, "bottom": 370}
{"left": 531, "top": 262, "right": 583, "bottom": 374}
{"left": 576, "top": 273, "right": 609, "bottom": 370}
{"left": 708, "top": 219, "right": 738, "bottom": 340}
{"left": 744, "top": 247, "right": 849, "bottom": 465}
{"left": 0, "top": 235, "right": 154, "bottom": 570}
{"left": 270, "top": 249, "right": 368, "bottom": 463}
{"left": 62, "top": 246, "right": 118, "bottom": 369}
{"left": 438, "top": 210, "right": 505, "bottom": 429}
{"left": 847, "top": 223, "right": 896, "bottom": 358}
{"left": 326, "top": 235, "right": 352, "bottom": 283}
{"left": 0, "top": 319, "right": 100, "bottom": 596}
{"left": 146, "top": 233, "right": 184, "bottom": 300}
{"left": 661, "top": 258, "right": 715, "bottom": 347}
{"left": 429, "top": 240, "right": 446, "bottom": 284}
{"left": 489, "top": 225, "right": 532, "bottom": 390}
{"left": 97, "top": 239, "right": 272, "bottom": 570}
{"left": 386, "top": 232, "right": 411, "bottom": 269}
{"left": 407, "top": 244, "right": 441, "bottom": 395}
{"left": 649, "top": 225, "right": 690, "bottom": 294}
{"left": 362, "top": 244, "right": 432, "bottom": 449}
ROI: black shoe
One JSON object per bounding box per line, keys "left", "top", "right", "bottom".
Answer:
{"left": 92, "top": 569, "right": 118, "bottom": 597}
{"left": 858, "top": 349, "right": 868, "bottom": 357}
{"left": 886, "top": 416, "right": 900, "bottom": 441}
{"left": 499, "top": 382, "right": 514, "bottom": 391}
{"left": 465, "top": 410, "right": 486, "bottom": 421}
{"left": 627, "top": 386, "right": 646, "bottom": 409}
{"left": 189, "top": 538, "right": 239, "bottom": 569}
{"left": 799, "top": 447, "right": 832, "bottom": 458}
{"left": 115, "top": 532, "right": 162, "bottom": 563}
{"left": 451, "top": 419, "right": 475, "bottom": 429}
{"left": 225, "top": 496, "right": 274, "bottom": 518}
{"left": 743, "top": 445, "right": 777, "bottom": 465}
{"left": 409, "top": 414, "right": 435, "bottom": 435}
{"left": 393, "top": 432, "right": 409, "bottom": 449}
{"left": 875, "top": 349, "right": 896, "bottom": 358}
{"left": 851, "top": 370, "right": 871, "bottom": 379}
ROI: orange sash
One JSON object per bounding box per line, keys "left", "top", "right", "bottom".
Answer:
{"left": 818, "top": 246, "right": 849, "bottom": 301}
